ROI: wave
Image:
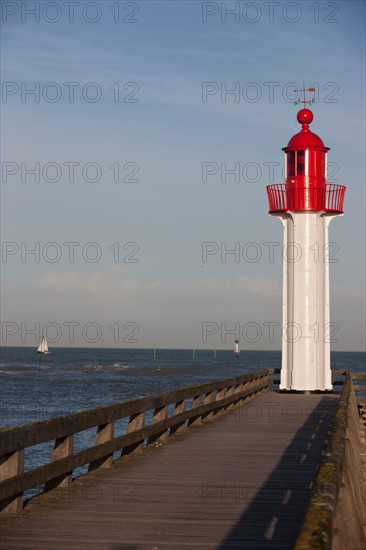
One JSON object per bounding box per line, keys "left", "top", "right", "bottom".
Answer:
{"left": 79, "top": 364, "right": 130, "bottom": 371}
{"left": 0, "top": 365, "right": 40, "bottom": 373}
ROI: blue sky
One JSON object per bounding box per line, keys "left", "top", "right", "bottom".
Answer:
{"left": 1, "top": 0, "right": 365, "bottom": 350}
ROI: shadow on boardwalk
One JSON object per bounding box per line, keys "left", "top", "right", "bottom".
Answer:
{"left": 219, "top": 395, "right": 337, "bottom": 549}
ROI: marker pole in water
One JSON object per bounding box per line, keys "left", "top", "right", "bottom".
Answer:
{"left": 192, "top": 347, "right": 196, "bottom": 360}
{"left": 98, "top": 338, "right": 104, "bottom": 366}
{"left": 153, "top": 346, "right": 156, "bottom": 362}
{"left": 214, "top": 348, "right": 217, "bottom": 359}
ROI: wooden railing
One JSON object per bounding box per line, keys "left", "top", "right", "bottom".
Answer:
{"left": 294, "top": 372, "right": 366, "bottom": 549}
{"left": 348, "top": 371, "right": 366, "bottom": 394}
{"left": 2, "top": 368, "right": 364, "bottom": 517}
{"left": 0, "top": 368, "right": 271, "bottom": 514}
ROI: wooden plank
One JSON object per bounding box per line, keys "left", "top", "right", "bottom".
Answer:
{"left": 350, "top": 372, "right": 366, "bottom": 379}
{"left": 0, "top": 392, "right": 339, "bottom": 550}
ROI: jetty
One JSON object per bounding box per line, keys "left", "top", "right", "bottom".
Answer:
{"left": 1, "top": 368, "right": 365, "bottom": 549}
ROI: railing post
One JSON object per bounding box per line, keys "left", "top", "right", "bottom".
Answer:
{"left": 213, "top": 387, "right": 227, "bottom": 417}
{"left": 89, "top": 422, "right": 114, "bottom": 471}
{"left": 235, "top": 382, "right": 244, "bottom": 392}
{"left": 122, "top": 412, "right": 145, "bottom": 456}
{"left": 0, "top": 449, "right": 24, "bottom": 513}
{"left": 187, "top": 395, "right": 203, "bottom": 426}
{"left": 225, "top": 385, "right": 236, "bottom": 411}
{"left": 202, "top": 391, "right": 216, "bottom": 421}
{"left": 170, "top": 400, "right": 187, "bottom": 435}
{"left": 234, "top": 382, "right": 244, "bottom": 404}
{"left": 147, "top": 405, "right": 169, "bottom": 445}
{"left": 44, "top": 435, "right": 73, "bottom": 493}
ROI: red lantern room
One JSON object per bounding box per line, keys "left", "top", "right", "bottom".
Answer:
{"left": 267, "top": 108, "right": 346, "bottom": 213}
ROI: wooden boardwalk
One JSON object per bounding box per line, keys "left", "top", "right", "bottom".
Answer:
{"left": 0, "top": 391, "right": 339, "bottom": 550}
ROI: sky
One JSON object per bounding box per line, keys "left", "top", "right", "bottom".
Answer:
{"left": 1, "top": 0, "right": 365, "bottom": 351}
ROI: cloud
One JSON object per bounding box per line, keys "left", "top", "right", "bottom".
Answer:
{"left": 2, "top": 268, "right": 364, "bottom": 350}
{"left": 36, "top": 267, "right": 138, "bottom": 295}
{"left": 1, "top": 267, "right": 282, "bottom": 347}
{"left": 32, "top": 267, "right": 280, "bottom": 296}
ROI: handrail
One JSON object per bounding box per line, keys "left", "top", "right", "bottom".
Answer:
{"left": 266, "top": 183, "right": 346, "bottom": 213}
{"left": 294, "top": 373, "right": 366, "bottom": 549}
{"left": 0, "top": 368, "right": 272, "bottom": 513}
{"left": 349, "top": 371, "right": 366, "bottom": 392}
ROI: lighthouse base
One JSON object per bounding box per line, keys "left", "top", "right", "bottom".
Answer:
{"left": 278, "top": 388, "right": 334, "bottom": 395}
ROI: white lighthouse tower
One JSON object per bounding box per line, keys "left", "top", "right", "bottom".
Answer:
{"left": 267, "top": 102, "right": 346, "bottom": 391}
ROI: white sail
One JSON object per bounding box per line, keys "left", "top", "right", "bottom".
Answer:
{"left": 37, "top": 336, "right": 49, "bottom": 354}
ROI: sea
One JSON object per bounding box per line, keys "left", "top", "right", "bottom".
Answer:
{"left": 1, "top": 347, "right": 365, "bottom": 500}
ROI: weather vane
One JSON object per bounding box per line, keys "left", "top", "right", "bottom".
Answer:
{"left": 293, "top": 83, "right": 316, "bottom": 108}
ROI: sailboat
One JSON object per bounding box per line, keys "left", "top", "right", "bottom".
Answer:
{"left": 234, "top": 340, "right": 240, "bottom": 358}
{"left": 37, "top": 336, "right": 51, "bottom": 355}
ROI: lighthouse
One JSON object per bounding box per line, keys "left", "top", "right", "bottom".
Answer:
{"left": 266, "top": 101, "right": 346, "bottom": 391}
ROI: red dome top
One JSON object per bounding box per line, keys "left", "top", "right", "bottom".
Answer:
{"left": 267, "top": 106, "right": 346, "bottom": 214}
{"left": 283, "top": 108, "right": 329, "bottom": 152}
{"left": 297, "top": 108, "right": 313, "bottom": 125}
